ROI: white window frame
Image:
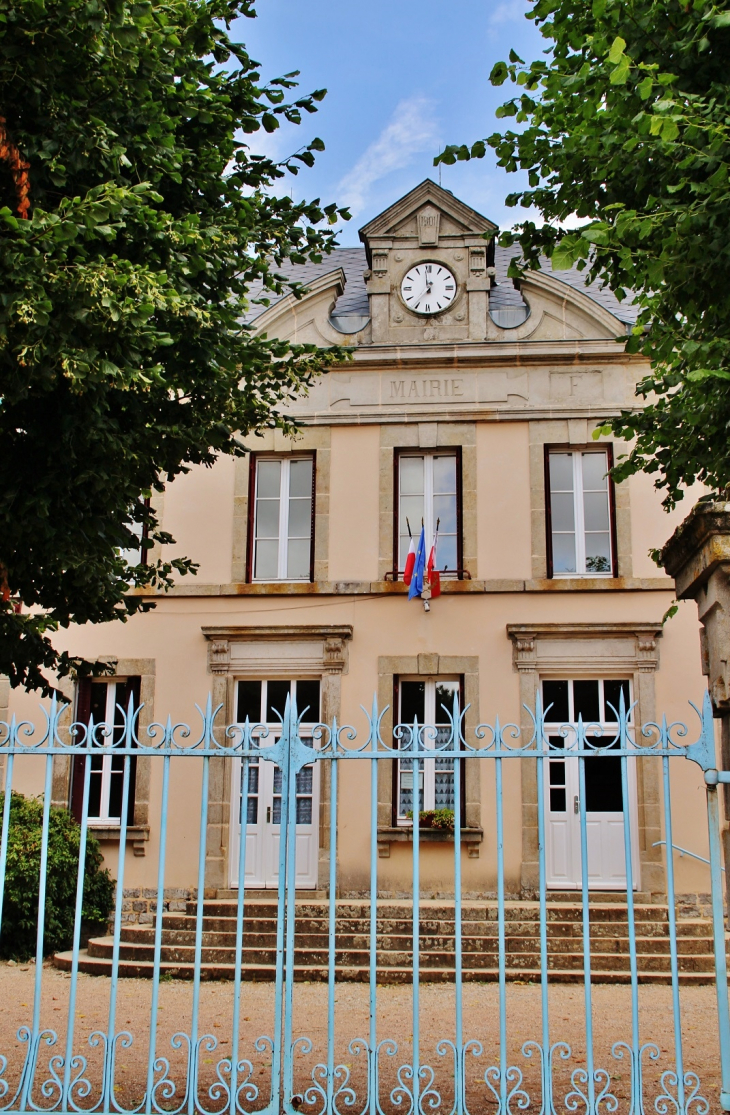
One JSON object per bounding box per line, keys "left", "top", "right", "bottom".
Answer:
{"left": 549, "top": 449, "right": 613, "bottom": 578}
{"left": 397, "top": 451, "right": 459, "bottom": 575}
{"left": 252, "top": 455, "right": 313, "bottom": 582}
{"left": 87, "top": 680, "right": 127, "bottom": 826}
{"left": 396, "top": 675, "right": 460, "bottom": 825}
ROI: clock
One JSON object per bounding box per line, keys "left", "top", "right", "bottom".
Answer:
{"left": 400, "top": 263, "right": 457, "bottom": 315}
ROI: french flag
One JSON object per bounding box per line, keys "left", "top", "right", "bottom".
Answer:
{"left": 404, "top": 534, "right": 417, "bottom": 585}
{"left": 408, "top": 527, "right": 427, "bottom": 600}
{"left": 426, "top": 530, "right": 441, "bottom": 598}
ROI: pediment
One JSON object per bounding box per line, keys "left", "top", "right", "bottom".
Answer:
{"left": 359, "top": 179, "right": 496, "bottom": 248}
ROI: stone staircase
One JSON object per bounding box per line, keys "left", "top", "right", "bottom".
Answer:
{"left": 53, "top": 892, "right": 724, "bottom": 984}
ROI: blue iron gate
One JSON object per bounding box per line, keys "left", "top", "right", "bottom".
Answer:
{"left": 0, "top": 690, "right": 729, "bottom": 1114}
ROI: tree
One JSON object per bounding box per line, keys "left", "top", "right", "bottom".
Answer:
{"left": 0, "top": 0, "right": 350, "bottom": 694}
{"left": 437, "top": 0, "right": 730, "bottom": 509}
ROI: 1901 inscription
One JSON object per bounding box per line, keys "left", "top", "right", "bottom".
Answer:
{"left": 389, "top": 377, "right": 464, "bottom": 401}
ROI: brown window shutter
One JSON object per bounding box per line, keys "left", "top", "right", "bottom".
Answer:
{"left": 121, "top": 677, "right": 141, "bottom": 825}
{"left": 69, "top": 678, "right": 93, "bottom": 822}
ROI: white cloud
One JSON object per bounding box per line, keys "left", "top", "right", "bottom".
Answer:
{"left": 488, "top": 0, "right": 529, "bottom": 26}
{"left": 336, "top": 96, "right": 440, "bottom": 217}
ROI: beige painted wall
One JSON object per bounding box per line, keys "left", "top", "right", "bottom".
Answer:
{"left": 629, "top": 471, "right": 706, "bottom": 579}
{"left": 476, "top": 422, "right": 532, "bottom": 581}
{"left": 329, "top": 426, "right": 380, "bottom": 582}
{"left": 161, "top": 456, "right": 236, "bottom": 585}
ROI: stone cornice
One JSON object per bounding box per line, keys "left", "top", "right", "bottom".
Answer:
{"left": 139, "top": 577, "right": 674, "bottom": 600}
{"left": 343, "top": 337, "right": 639, "bottom": 371}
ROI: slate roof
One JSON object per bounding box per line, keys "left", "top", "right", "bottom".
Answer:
{"left": 245, "top": 244, "right": 637, "bottom": 328}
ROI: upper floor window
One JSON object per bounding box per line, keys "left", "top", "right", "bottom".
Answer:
{"left": 249, "top": 455, "right": 314, "bottom": 582}
{"left": 546, "top": 448, "right": 615, "bottom": 578}
{"left": 395, "top": 450, "right": 460, "bottom": 577}
{"left": 119, "top": 497, "right": 150, "bottom": 567}
{"left": 70, "top": 678, "right": 140, "bottom": 826}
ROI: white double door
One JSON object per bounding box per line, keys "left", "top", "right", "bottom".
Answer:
{"left": 545, "top": 749, "right": 640, "bottom": 889}
{"left": 543, "top": 678, "right": 640, "bottom": 890}
{"left": 229, "top": 740, "right": 320, "bottom": 889}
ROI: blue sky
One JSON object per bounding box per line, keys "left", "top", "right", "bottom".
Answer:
{"left": 231, "top": 1, "right": 546, "bottom": 246}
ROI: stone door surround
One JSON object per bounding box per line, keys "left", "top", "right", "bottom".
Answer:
{"left": 201, "top": 624, "right": 352, "bottom": 892}
{"left": 507, "top": 622, "right": 664, "bottom": 896}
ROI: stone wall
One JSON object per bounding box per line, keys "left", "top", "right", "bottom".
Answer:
{"left": 121, "top": 887, "right": 196, "bottom": 925}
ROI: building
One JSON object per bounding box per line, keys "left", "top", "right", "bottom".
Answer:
{"left": 4, "top": 179, "right": 711, "bottom": 907}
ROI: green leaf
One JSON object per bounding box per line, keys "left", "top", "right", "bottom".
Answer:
{"left": 490, "top": 61, "right": 509, "bottom": 86}
{"left": 551, "top": 241, "right": 581, "bottom": 270}
{"left": 607, "top": 35, "right": 626, "bottom": 64}
{"left": 610, "top": 54, "right": 631, "bottom": 84}
{"left": 637, "top": 76, "right": 653, "bottom": 99}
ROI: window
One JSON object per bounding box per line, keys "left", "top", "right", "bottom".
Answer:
{"left": 546, "top": 449, "right": 615, "bottom": 577}
{"left": 394, "top": 677, "right": 461, "bottom": 825}
{"left": 543, "top": 678, "right": 631, "bottom": 815}
{"left": 249, "top": 456, "right": 315, "bottom": 582}
{"left": 395, "top": 450, "right": 460, "bottom": 576}
{"left": 119, "top": 498, "right": 150, "bottom": 567}
{"left": 236, "top": 678, "right": 321, "bottom": 826}
{"left": 70, "top": 678, "right": 140, "bottom": 825}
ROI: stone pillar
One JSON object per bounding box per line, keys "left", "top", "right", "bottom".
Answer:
{"left": 661, "top": 500, "right": 730, "bottom": 905}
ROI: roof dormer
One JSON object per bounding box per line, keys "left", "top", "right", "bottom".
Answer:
{"left": 359, "top": 179, "right": 498, "bottom": 344}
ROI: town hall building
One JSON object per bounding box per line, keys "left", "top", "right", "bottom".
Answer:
{"left": 4, "top": 179, "right": 712, "bottom": 915}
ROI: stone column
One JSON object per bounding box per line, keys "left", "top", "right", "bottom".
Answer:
{"left": 661, "top": 500, "right": 730, "bottom": 905}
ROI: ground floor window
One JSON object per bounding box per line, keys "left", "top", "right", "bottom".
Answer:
{"left": 394, "top": 676, "right": 462, "bottom": 825}
{"left": 70, "top": 677, "right": 140, "bottom": 825}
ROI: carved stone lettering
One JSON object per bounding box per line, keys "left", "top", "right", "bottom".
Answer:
{"left": 387, "top": 377, "right": 465, "bottom": 402}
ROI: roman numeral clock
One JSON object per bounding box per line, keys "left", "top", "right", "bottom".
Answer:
{"left": 400, "top": 263, "right": 457, "bottom": 316}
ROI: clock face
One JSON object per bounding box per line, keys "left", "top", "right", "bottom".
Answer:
{"left": 400, "top": 263, "right": 457, "bottom": 315}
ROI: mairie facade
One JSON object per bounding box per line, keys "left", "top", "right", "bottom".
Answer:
{"left": 4, "top": 180, "right": 712, "bottom": 905}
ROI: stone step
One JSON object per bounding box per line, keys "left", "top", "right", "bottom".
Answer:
{"left": 182, "top": 901, "right": 673, "bottom": 924}
{"left": 82, "top": 936, "right": 718, "bottom": 974}
{"left": 53, "top": 949, "right": 717, "bottom": 986}
{"left": 155, "top": 914, "right": 707, "bottom": 939}
{"left": 119, "top": 926, "right": 716, "bottom": 956}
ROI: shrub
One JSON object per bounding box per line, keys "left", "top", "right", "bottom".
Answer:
{"left": 0, "top": 792, "right": 115, "bottom": 961}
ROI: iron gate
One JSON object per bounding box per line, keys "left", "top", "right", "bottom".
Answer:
{"left": 0, "top": 690, "right": 729, "bottom": 1114}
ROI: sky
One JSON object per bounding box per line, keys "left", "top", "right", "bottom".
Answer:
{"left": 230, "top": 0, "right": 546, "bottom": 247}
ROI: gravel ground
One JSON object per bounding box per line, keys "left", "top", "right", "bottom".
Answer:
{"left": 0, "top": 963, "right": 723, "bottom": 1112}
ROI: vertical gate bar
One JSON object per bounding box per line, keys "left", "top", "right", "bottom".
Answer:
{"left": 63, "top": 743, "right": 93, "bottom": 1109}
{"left": 19, "top": 751, "right": 54, "bottom": 1112}
{"left": 535, "top": 718, "right": 551, "bottom": 1110}
{"left": 619, "top": 747, "right": 640, "bottom": 1113}
{"left": 706, "top": 778, "right": 730, "bottom": 1109}
{"left": 326, "top": 756, "right": 339, "bottom": 1115}
{"left": 577, "top": 754, "right": 596, "bottom": 1114}
{"left": 0, "top": 751, "right": 15, "bottom": 938}
{"left": 495, "top": 754, "right": 507, "bottom": 1111}
{"left": 661, "top": 752, "right": 686, "bottom": 1112}
{"left": 270, "top": 723, "right": 291, "bottom": 1112}
{"left": 283, "top": 704, "right": 299, "bottom": 1108}
{"left": 103, "top": 745, "right": 132, "bottom": 1115}
{"left": 188, "top": 753, "right": 211, "bottom": 1115}
{"left": 368, "top": 713, "right": 378, "bottom": 1115}
{"left": 230, "top": 749, "right": 251, "bottom": 1115}
{"left": 412, "top": 748, "right": 421, "bottom": 1115}
{"left": 145, "top": 753, "right": 171, "bottom": 1112}
{"left": 453, "top": 751, "right": 463, "bottom": 1115}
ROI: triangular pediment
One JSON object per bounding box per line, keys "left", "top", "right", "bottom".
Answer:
{"left": 359, "top": 179, "right": 496, "bottom": 250}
